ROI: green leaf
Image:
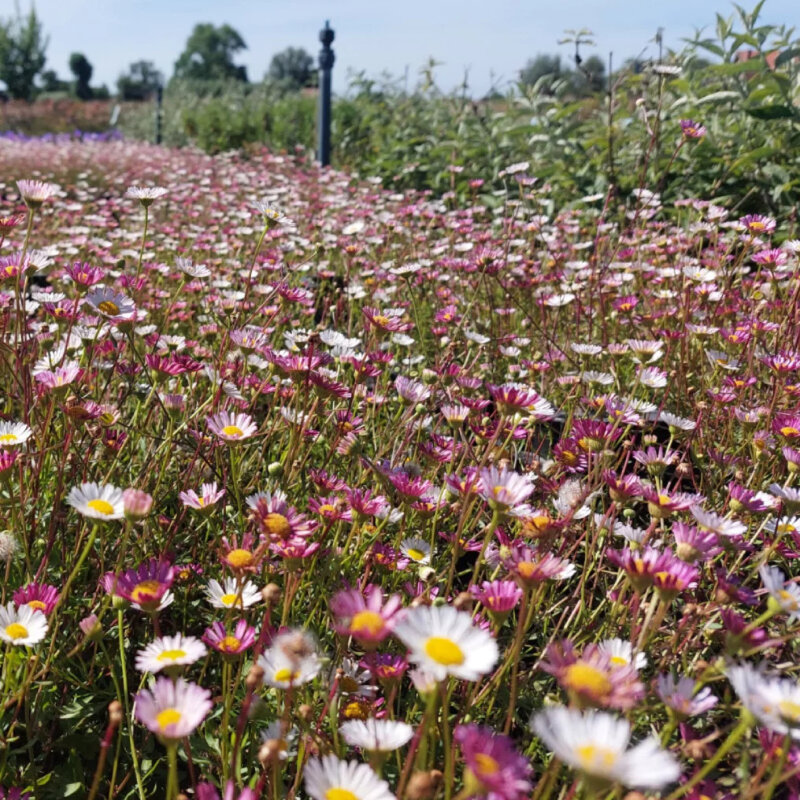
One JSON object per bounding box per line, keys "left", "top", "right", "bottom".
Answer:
{"left": 696, "top": 90, "right": 741, "bottom": 105}
{"left": 775, "top": 47, "right": 800, "bottom": 67}
{"left": 745, "top": 104, "right": 795, "bottom": 119}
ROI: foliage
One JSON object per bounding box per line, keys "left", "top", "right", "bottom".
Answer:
{"left": 116, "top": 60, "right": 164, "bottom": 101}
{"left": 267, "top": 46, "right": 316, "bottom": 91}
{"left": 69, "top": 52, "right": 93, "bottom": 100}
{"left": 0, "top": 5, "right": 47, "bottom": 101}
{"left": 172, "top": 22, "right": 248, "bottom": 85}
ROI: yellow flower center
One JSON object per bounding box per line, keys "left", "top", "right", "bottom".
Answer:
{"left": 221, "top": 425, "right": 244, "bottom": 438}
{"left": 658, "top": 494, "right": 671, "bottom": 505}
{"left": 273, "top": 667, "right": 299, "bottom": 683}
{"left": 781, "top": 426, "right": 800, "bottom": 438}
{"left": 130, "top": 580, "right": 162, "bottom": 603}
{"left": 778, "top": 590, "right": 799, "bottom": 610}
{"left": 220, "top": 636, "right": 241, "bottom": 653}
{"left": 220, "top": 593, "right": 242, "bottom": 607}
{"left": 5, "top": 622, "right": 28, "bottom": 640}
{"left": 350, "top": 610, "right": 385, "bottom": 637}
{"left": 263, "top": 513, "right": 291, "bottom": 539}
{"left": 88, "top": 498, "right": 115, "bottom": 515}
{"left": 326, "top": 788, "right": 359, "bottom": 800}
{"left": 609, "top": 655, "right": 628, "bottom": 666}
{"left": 373, "top": 315, "right": 390, "bottom": 326}
{"left": 749, "top": 221, "right": 766, "bottom": 231}
{"left": 563, "top": 663, "right": 612, "bottom": 697}
{"left": 779, "top": 699, "right": 800, "bottom": 722}
{"left": 27, "top": 600, "right": 47, "bottom": 612}
{"left": 406, "top": 548, "right": 426, "bottom": 562}
{"left": 156, "top": 649, "right": 187, "bottom": 662}
{"left": 474, "top": 752, "right": 500, "bottom": 776}
{"left": 97, "top": 300, "right": 120, "bottom": 316}
{"left": 318, "top": 504, "right": 337, "bottom": 516}
{"left": 0, "top": 433, "right": 18, "bottom": 443}
{"left": 517, "top": 562, "right": 538, "bottom": 581}
{"left": 156, "top": 708, "right": 182, "bottom": 729}
{"left": 576, "top": 743, "right": 617, "bottom": 769}
{"left": 424, "top": 636, "right": 464, "bottom": 666}
{"left": 226, "top": 549, "right": 254, "bottom": 569}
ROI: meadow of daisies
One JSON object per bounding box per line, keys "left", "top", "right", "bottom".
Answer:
{"left": 1, "top": 133, "right": 800, "bottom": 800}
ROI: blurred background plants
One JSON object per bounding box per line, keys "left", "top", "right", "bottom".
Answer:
{"left": 2, "top": 2, "right": 800, "bottom": 216}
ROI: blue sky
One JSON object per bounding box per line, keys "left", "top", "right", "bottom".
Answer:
{"left": 21, "top": 0, "right": 800, "bottom": 95}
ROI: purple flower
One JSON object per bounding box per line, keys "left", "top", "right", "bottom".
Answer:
{"left": 454, "top": 723, "right": 533, "bottom": 800}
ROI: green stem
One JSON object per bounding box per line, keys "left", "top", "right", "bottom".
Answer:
{"left": 664, "top": 715, "right": 750, "bottom": 800}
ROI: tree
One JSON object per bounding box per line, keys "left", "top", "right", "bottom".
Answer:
{"left": 69, "top": 51, "right": 93, "bottom": 100}
{"left": 39, "top": 68, "right": 68, "bottom": 93}
{"left": 519, "top": 54, "right": 562, "bottom": 87}
{"left": 578, "top": 54, "right": 606, "bottom": 93}
{"left": 267, "top": 46, "right": 315, "bottom": 90}
{"left": 173, "top": 23, "right": 248, "bottom": 83}
{"left": 117, "top": 60, "right": 163, "bottom": 100}
{"left": 0, "top": 5, "right": 47, "bottom": 101}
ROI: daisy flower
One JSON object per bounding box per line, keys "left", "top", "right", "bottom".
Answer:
{"left": 107, "top": 559, "right": 175, "bottom": 612}
{"left": 454, "top": 723, "right": 533, "bottom": 800}
{"left": 66, "top": 482, "right": 126, "bottom": 521}
{"left": 339, "top": 718, "right": 414, "bottom": 752}
{"left": 0, "top": 602, "right": 48, "bottom": 646}
{"left": 134, "top": 677, "right": 212, "bottom": 742}
{"left": 258, "top": 632, "right": 322, "bottom": 689}
{"left": 655, "top": 673, "right": 718, "bottom": 719}
{"left": 0, "top": 422, "right": 32, "bottom": 447}
{"left": 205, "top": 578, "right": 261, "bottom": 610}
{"left": 203, "top": 619, "right": 256, "bottom": 657}
{"left": 179, "top": 482, "right": 225, "bottom": 512}
{"left": 175, "top": 257, "right": 211, "bottom": 279}
{"left": 330, "top": 584, "right": 403, "bottom": 645}
{"left": 85, "top": 287, "right": 136, "bottom": 321}
{"left": 393, "top": 604, "right": 499, "bottom": 682}
{"left": 399, "top": 537, "right": 432, "bottom": 566}
{"left": 477, "top": 466, "right": 534, "bottom": 517}
{"left": 12, "top": 583, "right": 60, "bottom": 615}
{"left": 304, "top": 755, "right": 395, "bottom": 800}
{"left": 126, "top": 186, "right": 168, "bottom": 206}
{"left": 135, "top": 634, "right": 207, "bottom": 673}
{"left": 531, "top": 707, "right": 680, "bottom": 790}
{"left": 759, "top": 564, "right": 800, "bottom": 620}
{"left": 727, "top": 662, "right": 800, "bottom": 737}
{"left": 16, "top": 179, "right": 60, "bottom": 207}
{"left": 206, "top": 411, "right": 258, "bottom": 442}
{"left": 597, "top": 638, "right": 647, "bottom": 672}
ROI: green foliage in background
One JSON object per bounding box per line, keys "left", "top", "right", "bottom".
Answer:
{"left": 117, "top": 3, "right": 800, "bottom": 217}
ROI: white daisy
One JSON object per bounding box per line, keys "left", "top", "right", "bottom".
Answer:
{"left": 304, "top": 755, "right": 395, "bottom": 800}
{"left": 205, "top": 578, "right": 261, "bottom": 610}
{"left": 258, "top": 646, "right": 321, "bottom": 689}
{"left": 400, "top": 538, "right": 432, "bottom": 565}
{"left": 340, "top": 718, "right": 414, "bottom": 752}
{"left": 85, "top": 287, "right": 136, "bottom": 321}
{"left": 759, "top": 564, "right": 800, "bottom": 620}
{"left": 728, "top": 662, "right": 800, "bottom": 737}
{"left": 66, "top": 482, "right": 126, "bottom": 520}
{"left": 0, "top": 421, "right": 33, "bottom": 447}
{"left": 0, "top": 601, "right": 48, "bottom": 646}
{"left": 135, "top": 634, "right": 207, "bottom": 673}
{"left": 597, "top": 638, "right": 648, "bottom": 671}
{"left": 393, "top": 604, "right": 499, "bottom": 682}
{"left": 126, "top": 186, "right": 168, "bottom": 206}
{"left": 531, "top": 707, "right": 680, "bottom": 790}
{"left": 175, "top": 257, "right": 211, "bottom": 279}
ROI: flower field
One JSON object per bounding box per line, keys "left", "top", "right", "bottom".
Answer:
{"left": 1, "top": 134, "right": 800, "bottom": 799}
